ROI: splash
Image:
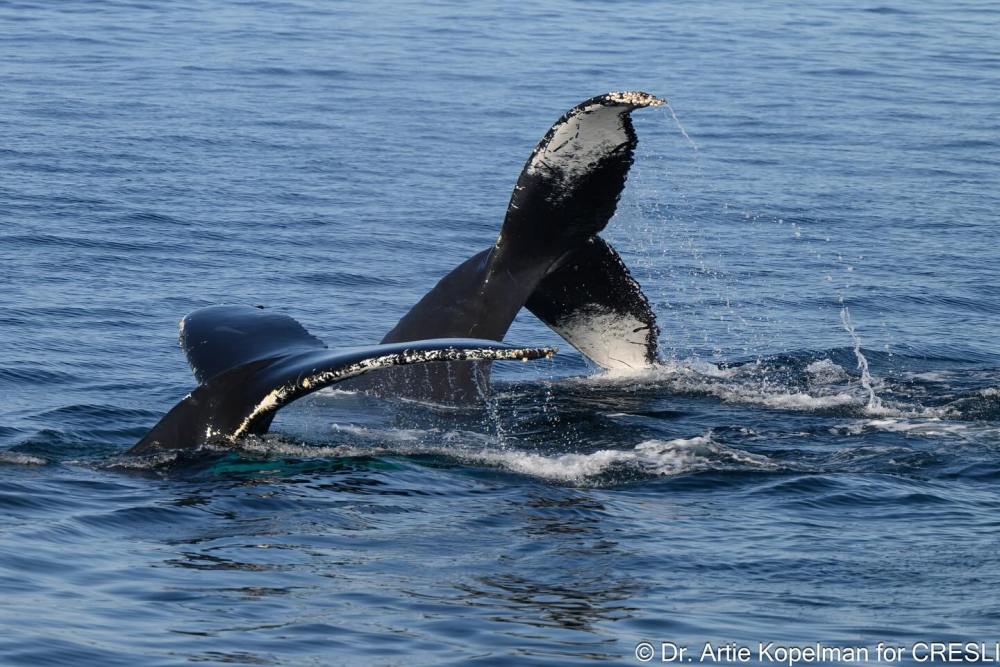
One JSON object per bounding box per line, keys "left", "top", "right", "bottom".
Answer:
{"left": 839, "top": 307, "right": 884, "bottom": 413}
{"left": 587, "top": 361, "right": 860, "bottom": 412}
{"left": 578, "top": 354, "right": 958, "bottom": 419}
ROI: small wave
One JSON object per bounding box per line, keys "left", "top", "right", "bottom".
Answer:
{"left": 30, "top": 404, "right": 160, "bottom": 425}
{"left": 0, "top": 232, "right": 168, "bottom": 253}
{"left": 293, "top": 271, "right": 398, "bottom": 287}
{"left": 0, "top": 366, "right": 77, "bottom": 386}
{"left": 862, "top": 5, "right": 914, "bottom": 14}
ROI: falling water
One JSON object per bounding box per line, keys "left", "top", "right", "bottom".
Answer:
{"left": 665, "top": 102, "right": 699, "bottom": 153}
{"left": 840, "top": 306, "right": 884, "bottom": 412}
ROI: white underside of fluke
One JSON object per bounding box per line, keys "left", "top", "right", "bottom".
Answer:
{"left": 551, "top": 309, "right": 654, "bottom": 370}
{"left": 527, "top": 104, "right": 628, "bottom": 184}
{"left": 526, "top": 91, "right": 664, "bottom": 187}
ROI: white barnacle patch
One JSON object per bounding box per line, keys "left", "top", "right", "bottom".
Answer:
{"left": 605, "top": 91, "right": 665, "bottom": 107}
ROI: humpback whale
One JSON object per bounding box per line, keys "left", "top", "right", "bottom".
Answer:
{"left": 129, "top": 91, "right": 663, "bottom": 455}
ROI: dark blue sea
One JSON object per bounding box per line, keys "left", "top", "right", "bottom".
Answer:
{"left": 2, "top": 1, "right": 999, "bottom": 665}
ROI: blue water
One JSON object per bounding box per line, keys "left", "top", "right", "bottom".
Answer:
{"left": 2, "top": 0, "right": 999, "bottom": 664}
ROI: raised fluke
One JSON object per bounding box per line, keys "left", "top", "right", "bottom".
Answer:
{"left": 379, "top": 91, "right": 663, "bottom": 384}
{"left": 226, "top": 341, "right": 556, "bottom": 442}
{"left": 500, "top": 90, "right": 663, "bottom": 256}
{"left": 525, "top": 91, "right": 665, "bottom": 189}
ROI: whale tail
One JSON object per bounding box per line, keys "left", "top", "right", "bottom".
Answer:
{"left": 132, "top": 92, "right": 663, "bottom": 452}
{"left": 128, "top": 306, "right": 554, "bottom": 454}
{"left": 372, "top": 91, "right": 662, "bottom": 389}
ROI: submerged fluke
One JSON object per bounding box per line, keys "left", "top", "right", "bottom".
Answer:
{"left": 129, "top": 306, "right": 555, "bottom": 455}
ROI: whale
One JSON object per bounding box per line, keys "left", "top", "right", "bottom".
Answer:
{"left": 129, "top": 91, "right": 663, "bottom": 455}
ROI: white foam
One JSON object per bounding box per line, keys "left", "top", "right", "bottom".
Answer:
{"left": 756, "top": 391, "right": 857, "bottom": 410}
{"left": 104, "top": 450, "right": 179, "bottom": 470}
{"left": 0, "top": 451, "right": 47, "bottom": 466}
{"left": 472, "top": 448, "right": 629, "bottom": 481}
{"left": 224, "top": 439, "right": 355, "bottom": 459}
{"left": 574, "top": 362, "right": 861, "bottom": 412}
{"left": 223, "top": 432, "right": 776, "bottom": 483}
{"left": 906, "top": 371, "right": 954, "bottom": 382}
{"left": 553, "top": 310, "right": 655, "bottom": 371}
{"left": 225, "top": 426, "right": 495, "bottom": 461}
{"left": 568, "top": 358, "right": 954, "bottom": 419}
{"left": 835, "top": 418, "right": 970, "bottom": 437}
{"left": 805, "top": 359, "right": 850, "bottom": 384}
{"left": 451, "top": 433, "right": 777, "bottom": 481}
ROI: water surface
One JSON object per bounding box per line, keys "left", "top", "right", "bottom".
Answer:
{"left": 2, "top": 0, "right": 999, "bottom": 664}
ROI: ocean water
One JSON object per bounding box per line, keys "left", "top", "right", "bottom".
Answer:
{"left": 2, "top": 0, "right": 999, "bottom": 664}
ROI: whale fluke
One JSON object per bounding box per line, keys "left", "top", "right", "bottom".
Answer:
{"left": 363, "top": 92, "right": 663, "bottom": 397}
{"left": 128, "top": 306, "right": 554, "bottom": 455}
{"left": 526, "top": 236, "right": 658, "bottom": 369}
{"left": 497, "top": 91, "right": 665, "bottom": 256}
{"left": 382, "top": 92, "right": 663, "bottom": 346}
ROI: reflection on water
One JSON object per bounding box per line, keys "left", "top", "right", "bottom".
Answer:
{"left": 460, "top": 492, "right": 638, "bottom": 633}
